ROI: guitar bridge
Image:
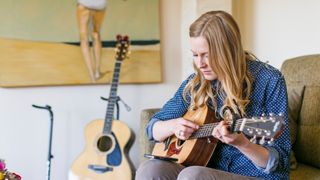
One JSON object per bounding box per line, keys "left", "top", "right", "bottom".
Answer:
{"left": 88, "top": 164, "right": 113, "bottom": 173}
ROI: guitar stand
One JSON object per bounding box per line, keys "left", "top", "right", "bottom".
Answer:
{"left": 32, "top": 104, "right": 54, "bottom": 180}
{"left": 100, "top": 96, "right": 131, "bottom": 120}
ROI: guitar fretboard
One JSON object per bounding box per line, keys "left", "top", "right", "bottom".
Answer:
{"left": 190, "top": 121, "right": 243, "bottom": 139}
{"left": 103, "top": 60, "right": 122, "bottom": 134}
{"left": 190, "top": 123, "right": 219, "bottom": 139}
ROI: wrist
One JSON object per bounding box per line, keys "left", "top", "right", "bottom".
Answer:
{"left": 169, "top": 118, "right": 179, "bottom": 134}
{"left": 235, "top": 137, "right": 251, "bottom": 150}
{"left": 155, "top": 119, "right": 177, "bottom": 135}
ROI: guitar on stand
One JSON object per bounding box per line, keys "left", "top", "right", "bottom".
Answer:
{"left": 69, "top": 35, "right": 135, "bottom": 180}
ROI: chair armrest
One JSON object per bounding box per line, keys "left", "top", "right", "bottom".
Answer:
{"left": 139, "top": 108, "right": 160, "bottom": 163}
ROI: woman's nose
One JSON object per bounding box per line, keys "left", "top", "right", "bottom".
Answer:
{"left": 197, "top": 56, "right": 206, "bottom": 67}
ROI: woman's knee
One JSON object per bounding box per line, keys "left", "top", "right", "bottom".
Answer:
{"left": 136, "top": 160, "right": 183, "bottom": 180}
{"left": 177, "top": 166, "right": 222, "bottom": 180}
{"left": 178, "top": 166, "right": 255, "bottom": 180}
{"left": 177, "top": 166, "right": 202, "bottom": 180}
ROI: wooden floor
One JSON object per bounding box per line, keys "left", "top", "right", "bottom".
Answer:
{"left": 0, "top": 38, "right": 162, "bottom": 87}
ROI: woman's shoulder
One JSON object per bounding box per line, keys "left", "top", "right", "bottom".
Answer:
{"left": 181, "top": 73, "right": 196, "bottom": 83}
{"left": 247, "top": 60, "right": 283, "bottom": 80}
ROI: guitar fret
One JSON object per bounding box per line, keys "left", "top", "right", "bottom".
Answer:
{"left": 204, "top": 126, "right": 212, "bottom": 137}
{"left": 190, "top": 123, "right": 218, "bottom": 139}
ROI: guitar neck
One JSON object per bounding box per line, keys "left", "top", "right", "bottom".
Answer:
{"left": 190, "top": 122, "right": 219, "bottom": 139}
{"left": 190, "top": 115, "right": 284, "bottom": 142}
{"left": 190, "top": 120, "right": 245, "bottom": 139}
{"left": 190, "top": 119, "right": 258, "bottom": 139}
{"left": 103, "top": 60, "right": 122, "bottom": 134}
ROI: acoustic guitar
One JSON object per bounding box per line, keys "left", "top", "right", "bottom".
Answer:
{"left": 69, "top": 35, "right": 135, "bottom": 180}
{"left": 152, "top": 105, "right": 284, "bottom": 166}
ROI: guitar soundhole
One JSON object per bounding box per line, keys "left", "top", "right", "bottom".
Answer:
{"left": 97, "top": 135, "right": 113, "bottom": 152}
{"left": 177, "top": 140, "right": 185, "bottom": 146}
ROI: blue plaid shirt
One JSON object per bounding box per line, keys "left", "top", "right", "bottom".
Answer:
{"left": 146, "top": 60, "right": 290, "bottom": 179}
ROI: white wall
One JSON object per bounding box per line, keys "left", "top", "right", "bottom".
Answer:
{"left": 235, "top": 0, "right": 320, "bottom": 69}
{"left": 0, "top": 1, "right": 182, "bottom": 179}
{"left": 1, "top": 0, "right": 320, "bottom": 179}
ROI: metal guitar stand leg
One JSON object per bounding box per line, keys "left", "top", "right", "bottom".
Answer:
{"left": 32, "top": 104, "right": 54, "bottom": 180}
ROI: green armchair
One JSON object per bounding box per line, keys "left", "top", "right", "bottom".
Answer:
{"left": 281, "top": 54, "right": 320, "bottom": 179}
{"left": 139, "top": 54, "right": 320, "bottom": 179}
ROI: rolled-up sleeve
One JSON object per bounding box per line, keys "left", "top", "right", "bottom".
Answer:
{"left": 146, "top": 117, "right": 160, "bottom": 141}
{"left": 254, "top": 146, "right": 279, "bottom": 173}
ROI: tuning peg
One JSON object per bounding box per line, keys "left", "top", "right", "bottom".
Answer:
{"left": 250, "top": 135, "right": 257, "bottom": 144}
{"left": 269, "top": 113, "right": 274, "bottom": 117}
{"left": 268, "top": 138, "right": 274, "bottom": 145}
{"left": 260, "top": 113, "right": 266, "bottom": 121}
{"left": 123, "top": 35, "right": 129, "bottom": 41}
{"left": 278, "top": 112, "right": 284, "bottom": 117}
{"left": 116, "top": 34, "right": 122, "bottom": 41}
{"left": 126, "top": 51, "right": 131, "bottom": 59}
{"left": 264, "top": 130, "right": 271, "bottom": 136}
{"left": 256, "top": 129, "right": 262, "bottom": 135}
{"left": 259, "top": 136, "right": 265, "bottom": 145}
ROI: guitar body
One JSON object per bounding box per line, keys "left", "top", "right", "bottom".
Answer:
{"left": 152, "top": 106, "right": 219, "bottom": 166}
{"left": 69, "top": 119, "right": 135, "bottom": 180}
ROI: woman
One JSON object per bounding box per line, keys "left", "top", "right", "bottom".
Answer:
{"left": 76, "top": 0, "right": 107, "bottom": 82}
{"left": 136, "top": 11, "right": 290, "bottom": 179}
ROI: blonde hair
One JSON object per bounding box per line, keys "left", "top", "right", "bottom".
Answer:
{"left": 183, "top": 10, "right": 252, "bottom": 118}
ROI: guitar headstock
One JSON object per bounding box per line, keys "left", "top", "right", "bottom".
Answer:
{"left": 234, "top": 113, "right": 285, "bottom": 145}
{"left": 115, "top": 35, "right": 130, "bottom": 61}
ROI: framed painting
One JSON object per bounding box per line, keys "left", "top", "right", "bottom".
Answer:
{"left": 0, "top": 0, "right": 161, "bottom": 87}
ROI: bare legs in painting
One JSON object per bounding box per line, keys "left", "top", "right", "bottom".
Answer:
{"left": 76, "top": 4, "right": 106, "bottom": 83}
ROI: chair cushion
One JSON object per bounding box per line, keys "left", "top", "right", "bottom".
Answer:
{"left": 294, "top": 86, "right": 320, "bottom": 168}
{"left": 290, "top": 163, "right": 320, "bottom": 180}
{"left": 287, "top": 84, "right": 305, "bottom": 169}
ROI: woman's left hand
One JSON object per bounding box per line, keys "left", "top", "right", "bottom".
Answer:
{"left": 212, "top": 121, "right": 250, "bottom": 148}
{"left": 212, "top": 121, "right": 269, "bottom": 168}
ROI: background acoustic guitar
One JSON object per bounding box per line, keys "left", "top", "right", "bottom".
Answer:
{"left": 69, "top": 35, "right": 135, "bottom": 180}
{"left": 152, "top": 105, "right": 284, "bottom": 166}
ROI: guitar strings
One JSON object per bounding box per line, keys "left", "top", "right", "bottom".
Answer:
{"left": 192, "top": 118, "right": 277, "bottom": 138}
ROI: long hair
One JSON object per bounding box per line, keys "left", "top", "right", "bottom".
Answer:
{"left": 183, "top": 10, "right": 253, "bottom": 118}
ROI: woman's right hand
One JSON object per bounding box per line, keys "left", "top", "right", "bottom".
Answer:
{"left": 152, "top": 118, "right": 199, "bottom": 142}
{"left": 171, "top": 118, "right": 199, "bottom": 140}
